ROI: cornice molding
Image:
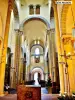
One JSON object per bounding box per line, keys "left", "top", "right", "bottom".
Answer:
{"left": 47, "top": 28, "right": 55, "bottom": 34}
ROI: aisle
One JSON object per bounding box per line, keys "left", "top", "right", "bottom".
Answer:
{"left": 0, "top": 94, "right": 58, "bottom": 100}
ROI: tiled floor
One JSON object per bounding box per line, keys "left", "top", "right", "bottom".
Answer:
{"left": 0, "top": 94, "right": 17, "bottom": 100}
{"left": 0, "top": 87, "right": 59, "bottom": 100}
{"left": 41, "top": 94, "right": 58, "bottom": 100}
{"left": 41, "top": 88, "right": 48, "bottom": 94}
{"left": 0, "top": 94, "right": 58, "bottom": 100}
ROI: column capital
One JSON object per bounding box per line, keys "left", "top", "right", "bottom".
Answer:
{"left": 8, "top": 0, "right": 14, "bottom": 11}
{"left": 14, "top": 29, "right": 23, "bottom": 35}
{"left": 47, "top": 28, "right": 55, "bottom": 35}
{"left": 50, "top": 29, "right": 55, "bottom": 33}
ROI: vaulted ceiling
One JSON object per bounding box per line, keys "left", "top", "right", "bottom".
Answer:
{"left": 23, "top": 19, "right": 47, "bottom": 45}
{"left": 14, "top": 0, "right": 73, "bottom": 45}
{"left": 13, "top": 2, "right": 19, "bottom": 19}
{"left": 20, "top": 0, "right": 48, "bottom": 6}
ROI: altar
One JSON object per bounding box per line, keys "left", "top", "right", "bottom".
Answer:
{"left": 17, "top": 85, "right": 41, "bottom": 100}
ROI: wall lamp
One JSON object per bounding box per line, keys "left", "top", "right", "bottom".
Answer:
{"left": 60, "top": 51, "right": 75, "bottom": 60}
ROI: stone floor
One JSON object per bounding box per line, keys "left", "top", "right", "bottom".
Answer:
{"left": 41, "top": 87, "right": 48, "bottom": 94}
{"left": 0, "top": 87, "right": 59, "bottom": 100}
{"left": 0, "top": 94, "right": 58, "bottom": 100}
{"left": 41, "top": 94, "right": 58, "bottom": 100}
{"left": 0, "top": 94, "right": 17, "bottom": 100}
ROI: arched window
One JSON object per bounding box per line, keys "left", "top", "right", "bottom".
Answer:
{"left": 50, "top": 7, "right": 54, "bottom": 18}
{"left": 35, "top": 48, "right": 40, "bottom": 63}
{"left": 35, "top": 48, "right": 40, "bottom": 55}
{"left": 29, "top": 5, "right": 34, "bottom": 15}
{"left": 36, "top": 5, "right": 40, "bottom": 14}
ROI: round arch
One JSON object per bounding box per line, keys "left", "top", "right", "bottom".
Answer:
{"left": 20, "top": 16, "right": 50, "bottom": 29}
{"left": 30, "top": 39, "right": 44, "bottom": 51}
{"left": 13, "top": 0, "right": 19, "bottom": 29}
{"left": 61, "top": 4, "right": 70, "bottom": 35}
{"left": 31, "top": 67, "right": 44, "bottom": 80}
{"left": 52, "top": 0, "right": 71, "bottom": 35}
{"left": 14, "top": 0, "right": 19, "bottom": 20}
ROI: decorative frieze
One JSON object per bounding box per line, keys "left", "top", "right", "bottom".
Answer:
{"left": 62, "top": 35, "right": 72, "bottom": 45}
{"left": 47, "top": 28, "right": 55, "bottom": 35}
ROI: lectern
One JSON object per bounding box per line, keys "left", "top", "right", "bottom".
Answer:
{"left": 17, "top": 85, "right": 41, "bottom": 100}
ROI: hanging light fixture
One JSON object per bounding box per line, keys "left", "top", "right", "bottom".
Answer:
{"left": 71, "top": 5, "right": 75, "bottom": 48}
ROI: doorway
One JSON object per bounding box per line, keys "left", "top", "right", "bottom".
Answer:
{"left": 34, "top": 72, "right": 41, "bottom": 85}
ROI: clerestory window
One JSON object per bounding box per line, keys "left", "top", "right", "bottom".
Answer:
{"left": 36, "top": 5, "right": 40, "bottom": 14}
{"left": 29, "top": 5, "right": 40, "bottom": 15}
{"left": 29, "top": 5, "right": 34, "bottom": 15}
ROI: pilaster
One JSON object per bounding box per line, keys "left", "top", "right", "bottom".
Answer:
{"left": 0, "top": 0, "right": 14, "bottom": 95}
{"left": 62, "top": 35, "right": 75, "bottom": 94}
{"left": 52, "top": 1, "right": 65, "bottom": 93}
{"left": 47, "top": 29, "right": 52, "bottom": 78}
{"left": 47, "top": 29, "right": 57, "bottom": 82}
{"left": 14, "top": 30, "right": 22, "bottom": 85}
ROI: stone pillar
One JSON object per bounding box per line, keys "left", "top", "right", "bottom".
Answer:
{"left": 51, "top": 29, "right": 56, "bottom": 82}
{"left": 62, "top": 35, "right": 75, "bottom": 94}
{"left": 18, "top": 33, "right": 24, "bottom": 83}
{"left": 61, "top": 36, "right": 68, "bottom": 93}
{"left": 14, "top": 30, "right": 21, "bottom": 85}
{"left": 53, "top": 2, "right": 65, "bottom": 93}
{"left": 0, "top": 0, "right": 14, "bottom": 95}
{"left": 47, "top": 29, "right": 52, "bottom": 78}
{"left": 20, "top": 58, "right": 23, "bottom": 83}
{"left": 10, "top": 54, "right": 15, "bottom": 88}
{"left": 48, "top": 0, "right": 52, "bottom": 21}
{"left": 47, "top": 29, "right": 56, "bottom": 82}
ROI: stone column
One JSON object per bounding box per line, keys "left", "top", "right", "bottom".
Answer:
{"left": 14, "top": 30, "right": 21, "bottom": 85}
{"left": 10, "top": 54, "right": 15, "bottom": 88}
{"left": 47, "top": 29, "right": 52, "bottom": 78}
{"left": 52, "top": 2, "right": 65, "bottom": 93}
{"left": 34, "top": 5, "right": 36, "bottom": 15}
{"left": 47, "top": 29, "right": 56, "bottom": 82}
{"left": 48, "top": 0, "right": 52, "bottom": 21}
{"left": 0, "top": 0, "right": 14, "bottom": 95}
{"left": 62, "top": 35, "right": 75, "bottom": 94}
{"left": 19, "top": 32, "right": 24, "bottom": 83}
{"left": 19, "top": 58, "right": 23, "bottom": 83}
{"left": 60, "top": 36, "right": 68, "bottom": 93}
{"left": 50, "top": 29, "right": 56, "bottom": 82}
